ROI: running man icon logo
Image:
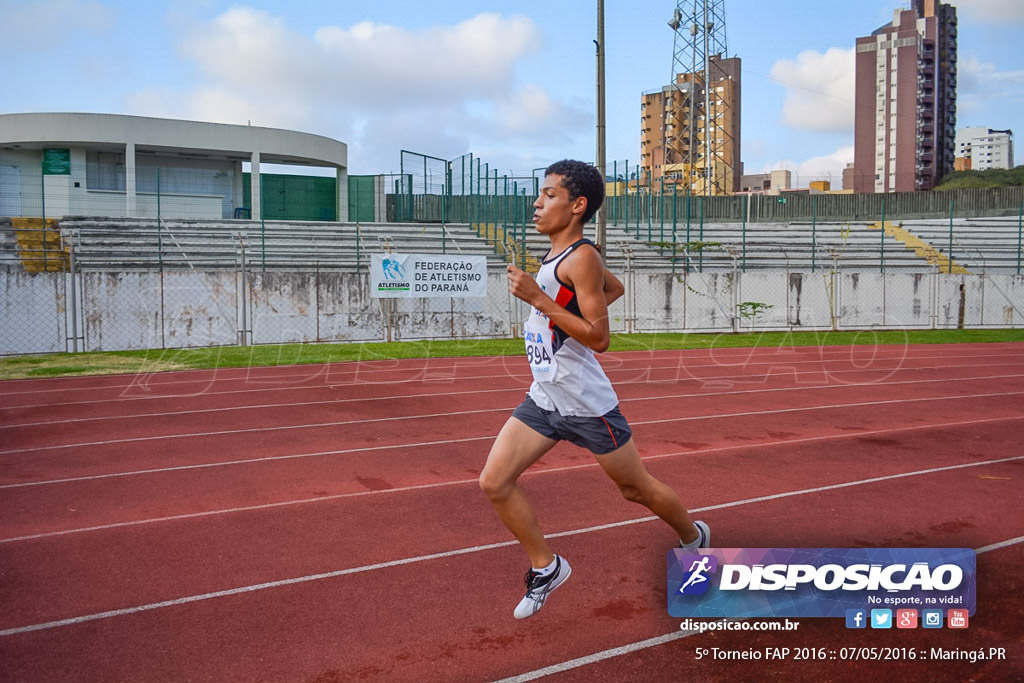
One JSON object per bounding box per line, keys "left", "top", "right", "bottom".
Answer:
{"left": 677, "top": 555, "right": 718, "bottom": 596}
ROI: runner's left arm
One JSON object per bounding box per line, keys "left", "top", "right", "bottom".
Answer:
{"left": 603, "top": 268, "right": 624, "bottom": 305}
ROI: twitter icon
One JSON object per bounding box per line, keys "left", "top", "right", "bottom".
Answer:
{"left": 870, "top": 609, "right": 893, "bottom": 629}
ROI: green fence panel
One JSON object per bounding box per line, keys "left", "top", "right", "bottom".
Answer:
{"left": 243, "top": 172, "right": 337, "bottom": 221}
{"left": 348, "top": 175, "right": 376, "bottom": 222}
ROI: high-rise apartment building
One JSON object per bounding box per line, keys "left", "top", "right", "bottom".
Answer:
{"left": 640, "top": 55, "right": 741, "bottom": 195}
{"left": 955, "top": 127, "right": 1015, "bottom": 171}
{"left": 853, "top": 0, "right": 957, "bottom": 193}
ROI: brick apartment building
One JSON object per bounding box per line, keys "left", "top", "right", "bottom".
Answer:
{"left": 852, "top": 0, "right": 957, "bottom": 193}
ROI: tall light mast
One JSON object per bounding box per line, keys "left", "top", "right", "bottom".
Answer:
{"left": 664, "top": 1, "right": 736, "bottom": 196}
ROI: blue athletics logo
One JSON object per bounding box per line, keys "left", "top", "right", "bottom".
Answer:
{"left": 381, "top": 258, "right": 406, "bottom": 280}
{"left": 677, "top": 554, "right": 718, "bottom": 595}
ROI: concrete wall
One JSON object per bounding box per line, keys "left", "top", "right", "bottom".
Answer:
{"left": 0, "top": 269, "right": 68, "bottom": 354}
{"left": 2, "top": 269, "right": 1021, "bottom": 355}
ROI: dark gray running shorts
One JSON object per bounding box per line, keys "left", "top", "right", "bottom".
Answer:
{"left": 512, "top": 395, "right": 632, "bottom": 455}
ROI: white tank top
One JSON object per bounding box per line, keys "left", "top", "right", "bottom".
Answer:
{"left": 523, "top": 238, "right": 619, "bottom": 417}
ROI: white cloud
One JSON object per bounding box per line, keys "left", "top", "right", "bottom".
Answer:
{"left": 769, "top": 47, "right": 855, "bottom": 134}
{"left": 957, "top": 56, "right": 1024, "bottom": 113}
{"left": 763, "top": 146, "right": 854, "bottom": 189}
{"left": 947, "top": 0, "right": 1024, "bottom": 24}
{"left": 1, "top": 0, "right": 115, "bottom": 49}
{"left": 173, "top": 9, "right": 544, "bottom": 113}
{"left": 958, "top": 56, "right": 994, "bottom": 94}
{"left": 123, "top": 7, "right": 585, "bottom": 171}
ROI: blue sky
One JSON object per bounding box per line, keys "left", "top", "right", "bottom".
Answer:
{"left": 3, "top": 0, "right": 1022, "bottom": 187}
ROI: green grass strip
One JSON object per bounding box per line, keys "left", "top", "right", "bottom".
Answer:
{"left": 1, "top": 328, "right": 1021, "bottom": 380}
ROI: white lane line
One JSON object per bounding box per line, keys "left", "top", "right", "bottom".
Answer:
{"left": 0, "top": 387, "right": 516, "bottom": 429}
{"left": 4, "top": 387, "right": 1022, "bottom": 457}
{"left": 2, "top": 349, "right": 1018, "bottom": 405}
{"left": 0, "top": 540, "right": 521, "bottom": 639}
{"left": 0, "top": 435, "right": 496, "bottom": 491}
{"left": 976, "top": 535, "right": 1024, "bottom": 554}
{"left": 492, "top": 535, "right": 1024, "bottom": 683}
{"left": 3, "top": 355, "right": 1018, "bottom": 422}
{"left": 4, "top": 351, "right": 1019, "bottom": 411}
{"left": 4, "top": 396, "right": 1023, "bottom": 492}
{"left": 1, "top": 455, "right": 1020, "bottom": 638}
{"left": 6, "top": 414, "right": 1019, "bottom": 542}
{"left": 633, "top": 390, "right": 1024, "bottom": 427}
{"left": 493, "top": 632, "right": 695, "bottom": 683}
{"left": 0, "top": 344, "right": 956, "bottom": 390}
{"left": 4, "top": 367, "right": 1022, "bottom": 430}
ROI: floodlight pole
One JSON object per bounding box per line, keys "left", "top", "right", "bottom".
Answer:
{"left": 595, "top": 0, "right": 607, "bottom": 252}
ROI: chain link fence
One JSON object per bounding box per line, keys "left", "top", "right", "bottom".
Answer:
{"left": 2, "top": 156, "right": 1023, "bottom": 356}
{"left": 609, "top": 247, "right": 1024, "bottom": 334}
{"left": 3, "top": 218, "right": 1022, "bottom": 355}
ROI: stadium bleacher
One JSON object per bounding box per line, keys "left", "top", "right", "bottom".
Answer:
{"left": 1, "top": 215, "right": 1020, "bottom": 274}
{"left": 610, "top": 217, "right": 1023, "bottom": 273}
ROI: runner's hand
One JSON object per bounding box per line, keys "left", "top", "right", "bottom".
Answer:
{"left": 507, "top": 265, "right": 543, "bottom": 307}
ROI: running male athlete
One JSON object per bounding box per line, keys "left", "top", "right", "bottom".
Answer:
{"left": 478, "top": 159, "right": 710, "bottom": 620}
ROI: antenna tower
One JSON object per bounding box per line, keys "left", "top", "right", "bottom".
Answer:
{"left": 665, "top": 0, "right": 737, "bottom": 196}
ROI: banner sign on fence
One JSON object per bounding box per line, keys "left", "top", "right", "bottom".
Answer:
{"left": 370, "top": 253, "right": 487, "bottom": 298}
{"left": 667, "top": 547, "right": 976, "bottom": 618}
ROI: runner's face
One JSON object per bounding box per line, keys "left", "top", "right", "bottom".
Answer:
{"left": 533, "top": 174, "right": 585, "bottom": 234}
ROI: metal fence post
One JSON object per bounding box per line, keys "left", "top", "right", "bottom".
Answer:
{"left": 684, "top": 187, "right": 692, "bottom": 250}
{"left": 1018, "top": 200, "right": 1023, "bottom": 275}
{"left": 618, "top": 166, "right": 626, "bottom": 236}
{"left": 157, "top": 169, "right": 163, "bottom": 271}
{"left": 521, "top": 187, "right": 528, "bottom": 270}
{"left": 636, "top": 163, "right": 641, "bottom": 236}
{"left": 742, "top": 194, "right": 747, "bottom": 273}
{"left": 613, "top": 160, "right": 618, "bottom": 225}
{"left": 698, "top": 196, "right": 704, "bottom": 273}
{"left": 238, "top": 233, "right": 248, "bottom": 346}
{"left": 811, "top": 195, "right": 817, "bottom": 273}
{"left": 880, "top": 196, "right": 886, "bottom": 274}
{"left": 40, "top": 162, "right": 48, "bottom": 272}
{"left": 672, "top": 181, "right": 678, "bottom": 271}
{"left": 502, "top": 175, "right": 508, "bottom": 245}
{"left": 647, "top": 168, "right": 652, "bottom": 242}
{"left": 512, "top": 179, "right": 518, "bottom": 263}
{"left": 659, "top": 174, "right": 664, "bottom": 245}
{"left": 69, "top": 234, "right": 78, "bottom": 352}
{"left": 260, "top": 176, "right": 266, "bottom": 271}
{"left": 948, "top": 198, "right": 955, "bottom": 274}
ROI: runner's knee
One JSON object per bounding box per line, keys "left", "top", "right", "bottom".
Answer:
{"left": 618, "top": 484, "right": 647, "bottom": 505}
{"left": 478, "top": 469, "right": 512, "bottom": 501}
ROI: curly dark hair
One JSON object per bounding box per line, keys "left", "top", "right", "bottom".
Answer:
{"left": 545, "top": 159, "right": 605, "bottom": 224}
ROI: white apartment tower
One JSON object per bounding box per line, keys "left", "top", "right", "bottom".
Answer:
{"left": 955, "top": 127, "right": 1014, "bottom": 170}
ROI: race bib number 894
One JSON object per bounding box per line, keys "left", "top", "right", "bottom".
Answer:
{"left": 524, "top": 328, "right": 554, "bottom": 375}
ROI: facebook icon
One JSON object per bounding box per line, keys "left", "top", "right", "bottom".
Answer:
{"left": 845, "top": 609, "right": 867, "bottom": 629}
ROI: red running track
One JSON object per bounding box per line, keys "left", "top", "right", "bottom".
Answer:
{"left": 0, "top": 342, "right": 1022, "bottom": 682}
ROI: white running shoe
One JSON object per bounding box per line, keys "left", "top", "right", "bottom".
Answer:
{"left": 513, "top": 555, "right": 572, "bottom": 620}
{"left": 680, "top": 520, "right": 711, "bottom": 549}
